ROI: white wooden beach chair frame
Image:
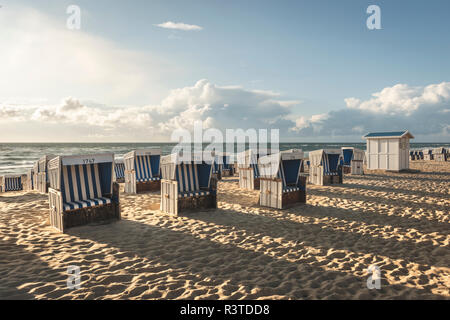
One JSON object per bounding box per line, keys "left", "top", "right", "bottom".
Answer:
{"left": 341, "top": 147, "right": 365, "bottom": 175}
{"left": 160, "top": 153, "right": 217, "bottom": 215}
{"left": 237, "top": 149, "right": 272, "bottom": 190}
{"left": 36, "top": 155, "right": 56, "bottom": 193}
{"left": 259, "top": 149, "right": 307, "bottom": 209}
{"left": 124, "top": 149, "right": 161, "bottom": 194}
{"left": 309, "top": 149, "right": 343, "bottom": 186}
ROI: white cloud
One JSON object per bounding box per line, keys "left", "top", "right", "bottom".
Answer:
{"left": 1, "top": 80, "right": 449, "bottom": 142}
{"left": 155, "top": 21, "right": 203, "bottom": 31}
{"left": 292, "top": 82, "right": 450, "bottom": 140}
{"left": 0, "top": 80, "right": 299, "bottom": 141}
{"left": 345, "top": 82, "right": 450, "bottom": 115}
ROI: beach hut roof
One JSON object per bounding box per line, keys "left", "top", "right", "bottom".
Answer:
{"left": 363, "top": 130, "right": 414, "bottom": 139}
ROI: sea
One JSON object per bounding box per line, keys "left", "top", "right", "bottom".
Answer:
{"left": 0, "top": 142, "right": 449, "bottom": 175}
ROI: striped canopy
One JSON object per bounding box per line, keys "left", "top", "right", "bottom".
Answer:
{"left": 161, "top": 153, "right": 213, "bottom": 198}
{"left": 259, "top": 150, "right": 303, "bottom": 191}
{"left": 114, "top": 161, "right": 125, "bottom": 180}
{"left": 48, "top": 154, "right": 114, "bottom": 211}
{"left": 124, "top": 149, "right": 161, "bottom": 182}
{"left": 309, "top": 149, "right": 341, "bottom": 175}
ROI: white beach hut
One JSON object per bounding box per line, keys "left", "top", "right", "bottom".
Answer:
{"left": 123, "top": 148, "right": 161, "bottom": 194}
{"left": 308, "top": 149, "right": 343, "bottom": 185}
{"left": 363, "top": 131, "right": 414, "bottom": 171}
{"left": 341, "top": 147, "right": 365, "bottom": 175}
{"left": 258, "top": 149, "right": 306, "bottom": 209}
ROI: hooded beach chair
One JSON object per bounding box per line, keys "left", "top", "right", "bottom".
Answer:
{"left": 36, "top": 154, "right": 56, "bottom": 193}
{"left": 160, "top": 152, "right": 217, "bottom": 215}
{"left": 114, "top": 159, "right": 125, "bottom": 183}
{"left": 123, "top": 148, "right": 161, "bottom": 194}
{"left": 47, "top": 153, "right": 120, "bottom": 232}
{"left": 423, "top": 148, "right": 433, "bottom": 161}
{"left": 308, "top": 149, "right": 343, "bottom": 185}
{"left": 211, "top": 153, "right": 235, "bottom": 180}
{"left": 341, "top": 147, "right": 365, "bottom": 175}
{"left": 0, "top": 175, "right": 23, "bottom": 192}
{"left": 432, "top": 147, "right": 447, "bottom": 162}
{"left": 259, "top": 149, "right": 306, "bottom": 209}
{"left": 237, "top": 149, "right": 272, "bottom": 190}
{"left": 220, "top": 153, "right": 235, "bottom": 177}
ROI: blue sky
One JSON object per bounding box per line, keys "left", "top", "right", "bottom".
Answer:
{"left": 1, "top": 0, "right": 449, "bottom": 142}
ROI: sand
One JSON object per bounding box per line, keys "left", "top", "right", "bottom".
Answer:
{"left": 0, "top": 160, "right": 449, "bottom": 300}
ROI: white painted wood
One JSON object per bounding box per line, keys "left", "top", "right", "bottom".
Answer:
{"left": 364, "top": 131, "right": 413, "bottom": 171}
{"left": 161, "top": 179, "right": 178, "bottom": 215}
{"left": 239, "top": 168, "right": 254, "bottom": 190}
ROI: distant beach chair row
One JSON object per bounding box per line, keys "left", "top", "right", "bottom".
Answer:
{"left": 0, "top": 175, "right": 23, "bottom": 193}
{"left": 411, "top": 147, "right": 448, "bottom": 161}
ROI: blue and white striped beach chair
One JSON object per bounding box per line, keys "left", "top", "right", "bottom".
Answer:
{"left": 259, "top": 149, "right": 306, "bottom": 209}
{"left": 308, "top": 149, "right": 343, "bottom": 185}
{"left": 160, "top": 152, "right": 217, "bottom": 215}
{"left": 47, "top": 153, "right": 120, "bottom": 232}
{"left": 114, "top": 160, "right": 125, "bottom": 183}
{"left": 0, "top": 175, "right": 23, "bottom": 192}
{"left": 124, "top": 149, "right": 161, "bottom": 194}
{"left": 341, "top": 147, "right": 365, "bottom": 175}
{"left": 423, "top": 148, "right": 433, "bottom": 161}
{"left": 237, "top": 149, "right": 272, "bottom": 190}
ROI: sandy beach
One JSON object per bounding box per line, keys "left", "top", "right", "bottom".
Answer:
{"left": 0, "top": 160, "right": 449, "bottom": 300}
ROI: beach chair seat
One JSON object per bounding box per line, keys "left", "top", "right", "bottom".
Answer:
{"left": 48, "top": 154, "right": 120, "bottom": 232}
{"left": 178, "top": 190, "right": 211, "bottom": 198}
{"left": 63, "top": 197, "right": 112, "bottom": 211}
{"left": 136, "top": 177, "right": 161, "bottom": 182}
{"left": 124, "top": 149, "right": 161, "bottom": 193}
{"left": 283, "top": 186, "right": 300, "bottom": 192}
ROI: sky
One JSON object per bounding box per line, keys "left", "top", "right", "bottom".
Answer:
{"left": 0, "top": 0, "right": 449, "bottom": 142}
